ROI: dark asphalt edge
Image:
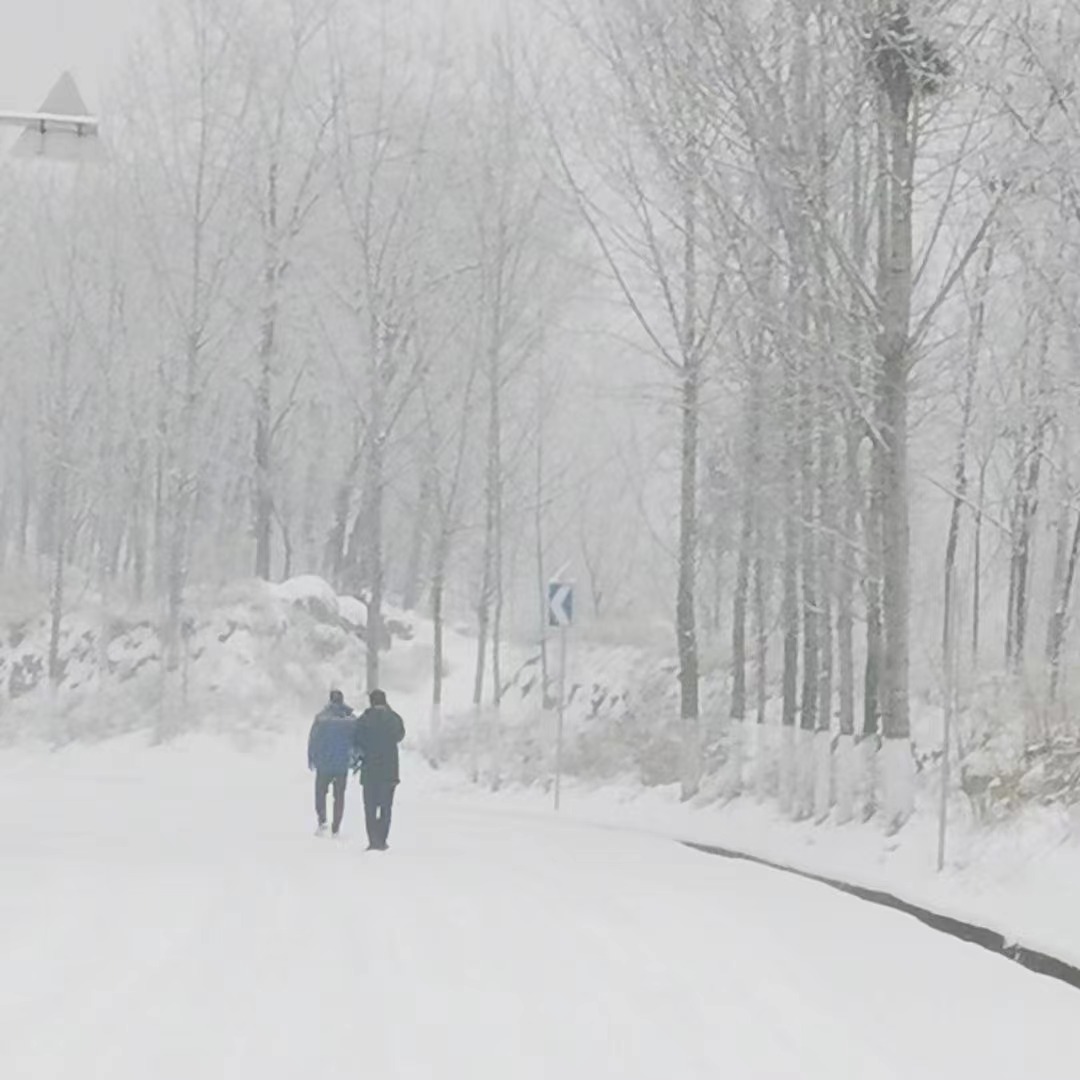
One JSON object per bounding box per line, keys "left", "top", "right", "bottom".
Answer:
{"left": 682, "top": 839, "right": 1080, "bottom": 993}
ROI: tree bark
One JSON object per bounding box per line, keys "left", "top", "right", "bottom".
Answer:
{"left": 731, "top": 532, "right": 752, "bottom": 726}
{"left": 324, "top": 446, "right": 361, "bottom": 591}
{"left": 47, "top": 445, "right": 69, "bottom": 691}
{"left": 677, "top": 361, "right": 702, "bottom": 800}
{"left": 796, "top": 340, "right": 820, "bottom": 821}
{"left": 752, "top": 544, "right": 770, "bottom": 797}
{"left": 972, "top": 456, "right": 987, "bottom": 666}
{"left": 362, "top": 424, "right": 385, "bottom": 691}
{"left": 1048, "top": 510, "right": 1080, "bottom": 703}
{"left": 876, "top": 45, "right": 917, "bottom": 831}
{"left": 780, "top": 363, "right": 800, "bottom": 814}
{"left": 815, "top": 417, "right": 836, "bottom": 823}
{"left": 402, "top": 465, "right": 432, "bottom": 611}
{"left": 431, "top": 536, "right": 448, "bottom": 758}
{"left": 942, "top": 241, "right": 992, "bottom": 683}
{"left": 833, "top": 414, "right": 861, "bottom": 823}
{"left": 254, "top": 259, "right": 277, "bottom": 582}
{"left": 1007, "top": 416, "right": 1045, "bottom": 674}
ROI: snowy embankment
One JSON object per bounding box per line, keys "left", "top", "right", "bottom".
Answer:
{"left": 0, "top": 575, "right": 435, "bottom": 743}
{"left": 3, "top": 575, "right": 1080, "bottom": 980}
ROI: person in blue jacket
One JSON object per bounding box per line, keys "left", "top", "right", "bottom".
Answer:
{"left": 307, "top": 689, "right": 358, "bottom": 837}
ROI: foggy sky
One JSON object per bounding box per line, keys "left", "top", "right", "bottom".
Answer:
{"left": 0, "top": 0, "right": 145, "bottom": 110}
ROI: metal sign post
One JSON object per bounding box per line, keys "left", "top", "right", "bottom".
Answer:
{"left": 547, "top": 581, "right": 574, "bottom": 812}
{"left": 938, "top": 563, "right": 958, "bottom": 872}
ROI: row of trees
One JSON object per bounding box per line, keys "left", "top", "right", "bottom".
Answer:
{"left": 544, "top": 0, "right": 1080, "bottom": 828}
{"left": 0, "top": 1, "right": 588, "bottom": 713}
{"left": 4, "top": 0, "right": 1080, "bottom": 830}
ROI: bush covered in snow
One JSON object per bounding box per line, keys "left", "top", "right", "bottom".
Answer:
{"left": 432, "top": 644, "right": 729, "bottom": 791}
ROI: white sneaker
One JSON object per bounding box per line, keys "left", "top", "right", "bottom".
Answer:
{"left": 315, "top": 823, "right": 328, "bottom": 836}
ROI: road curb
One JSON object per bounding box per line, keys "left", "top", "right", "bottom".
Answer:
{"left": 682, "top": 839, "right": 1080, "bottom": 993}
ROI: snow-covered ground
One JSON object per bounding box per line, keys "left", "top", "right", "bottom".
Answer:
{"left": 1, "top": 731, "right": 1077, "bottom": 1080}
{"left": 428, "top": 766, "right": 1080, "bottom": 969}
{"left": 5, "top": 573, "right": 1080, "bottom": 992}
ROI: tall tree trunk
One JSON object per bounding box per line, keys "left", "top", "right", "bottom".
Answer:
{"left": 17, "top": 455, "right": 31, "bottom": 565}
{"left": 752, "top": 544, "right": 770, "bottom": 797}
{"left": 877, "top": 55, "right": 917, "bottom": 831}
{"left": 253, "top": 322, "right": 275, "bottom": 581}
{"left": 942, "top": 241, "right": 991, "bottom": 683}
{"left": 1048, "top": 510, "right": 1080, "bottom": 704}
{"left": 729, "top": 473, "right": 752, "bottom": 799}
{"left": 730, "top": 522, "right": 752, "bottom": 727}
{"left": 163, "top": 327, "right": 202, "bottom": 686}
{"left": 861, "top": 442, "right": 885, "bottom": 821}
{"left": 0, "top": 489, "right": 9, "bottom": 575}
{"left": 471, "top": 568, "right": 490, "bottom": 785}
{"left": 535, "top": 373, "right": 551, "bottom": 707}
{"left": 362, "top": 424, "right": 385, "bottom": 691}
{"left": 489, "top": 461, "right": 505, "bottom": 791}
{"left": 402, "top": 465, "right": 432, "bottom": 611}
{"left": 427, "top": 354, "right": 478, "bottom": 758}
{"left": 788, "top": 0, "right": 815, "bottom": 820}
{"left": 676, "top": 15, "right": 704, "bottom": 799}
{"left": 1007, "top": 420, "right": 1045, "bottom": 675}
{"left": 732, "top": 338, "right": 764, "bottom": 747}
{"left": 837, "top": 54, "right": 872, "bottom": 826}
{"left": 972, "top": 457, "right": 987, "bottom": 666}
{"left": 836, "top": 425, "right": 860, "bottom": 823}
{"left": 47, "top": 418, "right": 69, "bottom": 692}
{"left": 473, "top": 344, "right": 501, "bottom": 709}
{"left": 471, "top": 348, "right": 501, "bottom": 782}
{"left": 780, "top": 364, "right": 800, "bottom": 814}
{"left": 254, "top": 218, "right": 279, "bottom": 581}
{"left": 430, "top": 535, "right": 449, "bottom": 760}
{"left": 45, "top": 326, "right": 75, "bottom": 697}
{"left": 48, "top": 511, "right": 67, "bottom": 690}
{"left": 796, "top": 343, "right": 819, "bottom": 821}
{"left": 1046, "top": 474, "right": 1072, "bottom": 664}
{"left": 131, "top": 448, "right": 148, "bottom": 602}
{"left": 324, "top": 447, "right": 361, "bottom": 590}
{"left": 491, "top": 456, "right": 504, "bottom": 708}
{"left": 815, "top": 417, "right": 836, "bottom": 823}
{"left": 677, "top": 361, "right": 702, "bottom": 800}
{"left": 273, "top": 504, "right": 293, "bottom": 581}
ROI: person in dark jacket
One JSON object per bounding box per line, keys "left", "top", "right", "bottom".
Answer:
{"left": 354, "top": 689, "right": 405, "bottom": 850}
{"left": 308, "top": 689, "right": 358, "bottom": 837}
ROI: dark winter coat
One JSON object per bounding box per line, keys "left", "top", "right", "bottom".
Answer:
{"left": 308, "top": 701, "right": 359, "bottom": 775}
{"left": 355, "top": 705, "right": 406, "bottom": 786}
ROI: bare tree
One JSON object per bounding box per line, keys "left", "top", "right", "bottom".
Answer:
{"left": 246, "top": 0, "right": 335, "bottom": 581}
{"left": 552, "top": 0, "right": 731, "bottom": 798}
{"left": 123, "top": 0, "right": 254, "bottom": 705}
{"left": 326, "top": 4, "right": 445, "bottom": 688}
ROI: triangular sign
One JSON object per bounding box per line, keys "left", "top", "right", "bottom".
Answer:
{"left": 11, "top": 71, "right": 103, "bottom": 164}
{"left": 35, "top": 71, "right": 91, "bottom": 117}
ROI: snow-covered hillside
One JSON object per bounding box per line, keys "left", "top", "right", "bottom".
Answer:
{"left": 0, "top": 577, "right": 437, "bottom": 745}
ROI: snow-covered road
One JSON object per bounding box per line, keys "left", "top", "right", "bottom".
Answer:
{"left": 1, "top": 735, "right": 1076, "bottom": 1080}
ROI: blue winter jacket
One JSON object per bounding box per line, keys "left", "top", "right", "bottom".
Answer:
{"left": 308, "top": 702, "right": 358, "bottom": 774}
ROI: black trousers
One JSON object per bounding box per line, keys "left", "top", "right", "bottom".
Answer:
{"left": 363, "top": 783, "right": 396, "bottom": 848}
{"left": 315, "top": 772, "right": 347, "bottom": 832}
